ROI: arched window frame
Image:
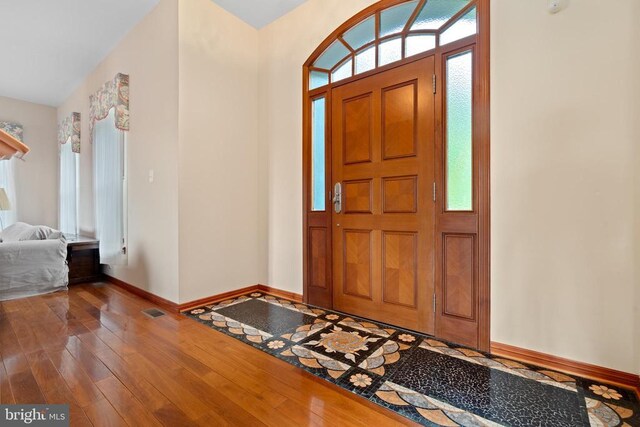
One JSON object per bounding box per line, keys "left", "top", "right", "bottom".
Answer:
{"left": 306, "top": 0, "right": 483, "bottom": 93}
{"left": 302, "top": 0, "right": 490, "bottom": 350}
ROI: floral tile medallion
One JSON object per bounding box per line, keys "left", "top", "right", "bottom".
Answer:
{"left": 261, "top": 337, "right": 289, "bottom": 354}
{"left": 324, "top": 313, "right": 342, "bottom": 322}
{"left": 584, "top": 382, "right": 639, "bottom": 404}
{"left": 183, "top": 293, "right": 640, "bottom": 427}
{"left": 590, "top": 385, "right": 623, "bottom": 401}
{"left": 301, "top": 325, "right": 383, "bottom": 365}
{"left": 335, "top": 367, "right": 386, "bottom": 398}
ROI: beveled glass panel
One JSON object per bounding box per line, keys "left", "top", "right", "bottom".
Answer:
{"left": 378, "top": 38, "right": 402, "bottom": 66}
{"left": 440, "top": 7, "right": 477, "bottom": 45}
{"left": 332, "top": 58, "right": 353, "bottom": 82}
{"left": 405, "top": 34, "right": 436, "bottom": 57}
{"left": 445, "top": 51, "right": 473, "bottom": 211}
{"left": 311, "top": 97, "right": 326, "bottom": 211}
{"left": 314, "top": 40, "right": 350, "bottom": 70}
{"left": 411, "top": 0, "right": 470, "bottom": 30}
{"left": 343, "top": 16, "right": 375, "bottom": 50}
{"left": 309, "top": 71, "right": 329, "bottom": 90}
{"left": 380, "top": 0, "right": 418, "bottom": 37}
{"left": 355, "top": 46, "right": 376, "bottom": 74}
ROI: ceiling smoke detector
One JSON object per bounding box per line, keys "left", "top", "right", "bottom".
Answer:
{"left": 548, "top": 0, "right": 563, "bottom": 14}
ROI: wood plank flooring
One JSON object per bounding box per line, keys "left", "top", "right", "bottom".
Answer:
{"left": 0, "top": 283, "right": 414, "bottom": 426}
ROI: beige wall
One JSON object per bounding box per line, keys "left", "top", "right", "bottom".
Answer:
{"left": 177, "top": 0, "right": 265, "bottom": 303}
{"left": 258, "top": 0, "right": 640, "bottom": 373}
{"left": 0, "top": 96, "right": 58, "bottom": 227}
{"left": 258, "top": 0, "right": 377, "bottom": 293}
{"left": 632, "top": 2, "right": 640, "bottom": 377}
{"left": 57, "top": 0, "right": 180, "bottom": 302}
{"left": 55, "top": 0, "right": 266, "bottom": 304}
{"left": 490, "top": 0, "right": 639, "bottom": 374}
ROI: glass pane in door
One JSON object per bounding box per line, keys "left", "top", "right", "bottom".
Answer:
{"left": 311, "top": 97, "right": 326, "bottom": 211}
{"left": 445, "top": 51, "right": 473, "bottom": 211}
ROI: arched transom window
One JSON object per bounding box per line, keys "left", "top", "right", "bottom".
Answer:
{"left": 309, "top": 0, "right": 477, "bottom": 90}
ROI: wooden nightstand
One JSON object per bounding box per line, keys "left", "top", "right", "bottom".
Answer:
{"left": 65, "top": 234, "right": 101, "bottom": 284}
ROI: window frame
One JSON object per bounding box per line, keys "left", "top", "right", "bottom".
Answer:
{"left": 93, "top": 109, "right": 128, "bottom": 265}
{"left": 59, "top": 138, "right": 80, "bottom": 235}
{"left": 444, "top": 47, "right": 475, "bottom": 212}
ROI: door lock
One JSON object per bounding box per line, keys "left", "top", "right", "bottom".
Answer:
{"left": 333, "top": 182, "right": 342, "bottom": 213}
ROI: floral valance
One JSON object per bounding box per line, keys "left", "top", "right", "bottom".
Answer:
{"left": 58, "top": 112, "right": 81, "bottom": 153}
{"left": 89, "top": 73, "right": 129, "bottom": 144}
{"left": 0, "top": 122, "right": 24, "bottom": 142}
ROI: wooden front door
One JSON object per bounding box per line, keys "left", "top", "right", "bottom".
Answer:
{"left": 331, "top": 57, "right": 435, "bottom": 334}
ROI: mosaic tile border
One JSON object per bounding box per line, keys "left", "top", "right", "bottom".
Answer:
{"left": 184, "top": 292, "right": 640, "bottom": 426}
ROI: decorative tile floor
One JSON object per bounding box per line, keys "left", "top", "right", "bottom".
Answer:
{"left": 184, "top": 293, "right": 640, "bottom": 426}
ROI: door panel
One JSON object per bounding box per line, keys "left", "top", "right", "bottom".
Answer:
{"left": 309, "top": 227, "right": 328, "bottom": 289}
{"left": 443, "top": 234, "right": 475, "bottom": 319}
{"left": 332, "top": 58, "right": 435, "bottom": 334}
{"left": 382, "top": 176, "right": 418, "bottom": 213}
{"left": 343, "top": 230, "right": 373, "bottom": 299}
{"left": 343, "top": 180, "right": 372, "bottom": 214}
{"left": 382, "top": 231, "right": 418, "bottom": 307}
{"left": 382, "top": 82, "right": 417, "bottom": 159}
{"left": 343, "top": 95, "right": 373, "bottom": 164}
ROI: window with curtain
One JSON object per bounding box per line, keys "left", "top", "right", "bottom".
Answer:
{"left": 93, "top": 109, "right": 127, "bottom": 266}
{"left": 59, "top": 140, "right": 79, "bottom": 235}
{"left": 0, "top": 158, "right": 17, "bottom": 230}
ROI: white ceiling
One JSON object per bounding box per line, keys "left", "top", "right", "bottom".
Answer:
{"left": 210, "top": 0, "right": 309, "bottom": 29}
{"left": 0, "top": 0, "right": 159, "bottom": 107}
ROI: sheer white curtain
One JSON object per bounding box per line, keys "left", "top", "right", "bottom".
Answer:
{"left": 93, "top": 109, "right": 127, "bottom": 265}
{"left": 0, "top": 158, "right": 17, "bottom": 230}
{"left": 59, "top": 140, "right": 78, "bottom": 235}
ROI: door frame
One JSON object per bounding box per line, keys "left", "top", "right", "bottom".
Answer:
{"left": 302, "top": 0, "right": 490, "bottom": 351}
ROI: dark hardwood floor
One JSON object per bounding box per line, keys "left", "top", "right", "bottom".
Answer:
{"left": 0, "top": 282, "right": 414, "bottom": 426}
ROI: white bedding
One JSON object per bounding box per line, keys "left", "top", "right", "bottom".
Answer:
{"left": 0, "top": 235, "right": 69, "bottom": 301}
